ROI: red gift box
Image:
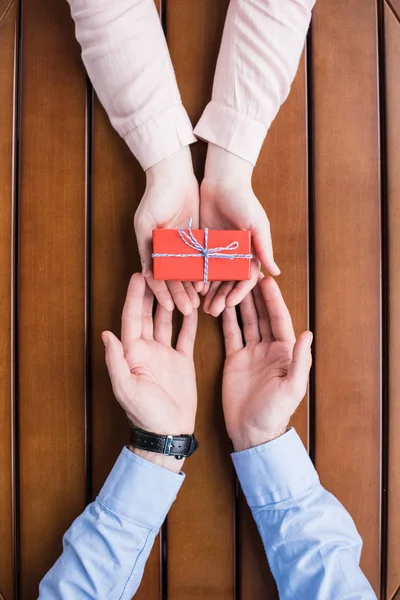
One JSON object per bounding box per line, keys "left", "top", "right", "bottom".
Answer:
{"left": 152, "top": 220, "right": 252, "bottom": 282}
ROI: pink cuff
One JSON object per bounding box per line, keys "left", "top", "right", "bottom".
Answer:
{"left": 124, "top": 104, "right": 197, "bottom": 171}
{"left": 194, "top": 101, "right": 268, "bottom": 166}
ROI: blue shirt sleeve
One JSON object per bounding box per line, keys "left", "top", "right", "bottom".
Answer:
{"left": 232, "top": 428, "right": 377, "bottom": 600}
{"left": 39, "top": 447, "right": 184, "bottom": 599}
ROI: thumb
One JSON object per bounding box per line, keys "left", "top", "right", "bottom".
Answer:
{"left": 102, "top": 331, "right": 132, "bottom": 390}
{"left": 252, "top": 218, "right": 281, "bottom": 276}
{"left": 287, "top": 331, "right": 313, "bottom": 396}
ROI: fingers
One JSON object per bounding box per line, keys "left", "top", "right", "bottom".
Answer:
{"left": 176, "top": 309, "right": 198, "bottom": 356}
{"left": 102, "top": 331, "right": 132, "bottom": 389}
{"left": 260, "top": 277, "right": 296, "bottom": 343}
{"left": 141, "top": 284, "right": 154, "bottom": 340}
{"left": 121, "top": 273, "right": 146, "bottom": 346}
{"left": 202, "top": 281, "right": 220, "bottom": 313}
{"left": 206, "top": 282, "right": 235, "bottom": 317}
{"left": 200, "top": 282, "right": 211, "bottom": 296}
{"left": 166, "top": 281, "right": 196, "bottom": 316}
{"left": 222, "top": 306, "right": 243, "bottom": 356}
{"left": 145, "top": 275, "right": 175, "bottom": 312}
{"left": 225, "top": 258, "right": 260, "bottom": 308}
{"left": 194, "top": 281, "right": 205, "bottom": 293}
{"left": 145, "top": 275, "right": 199, "bottom": 315}
{"left": 183, "top": 281, "right": 201, "bottom": 309}
{"left": 287, "top": 331, "right": 313, "bottom": 396}
{"left": 239, "top": 291, "right": 261, "bottom": 345}
{"left": 252, "top": 219, "right": 280, "bottom": 276}
{"left": 154, "top": 303, "right": 173, "bottom": 346}
{"left": 252, "top": 276, "right": 273, "bottom": 341}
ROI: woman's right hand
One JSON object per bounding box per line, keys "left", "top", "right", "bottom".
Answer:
{"left": 134, "top": 146, "right": 201, "bottom": 316}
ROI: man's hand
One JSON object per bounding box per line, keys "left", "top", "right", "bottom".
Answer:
{"left": 200, "top": 144, "right": 280, "bottom": 317}
{"left": 222, "top": 276, "right": 312, "bottom": 452}
{"left": 134, "top": 146, "right": 201, "bottom": 316}
{"left": 102, "top": 273, "right": 198, "bottom": 472}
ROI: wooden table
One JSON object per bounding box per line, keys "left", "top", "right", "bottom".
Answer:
{"left": 1, "top": 0, "right": 399, "bottom": 598}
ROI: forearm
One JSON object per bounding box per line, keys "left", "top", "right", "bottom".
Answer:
{"left": 195, "top": 0, "right": 314, "bottom": 165}
{"left": 67, "top": 0, "right": 196, "bottom": 170}
{"left": 233, "top": 429, "right": 376, "bottom": 599}
{"left": 39, "top": 447, "right": 184, "bottom": 599}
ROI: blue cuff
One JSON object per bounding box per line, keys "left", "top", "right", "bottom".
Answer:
{"left": 98, "top": 447, "right": 185, "bottom": 530}
{"left": 232, "top": 428, "right": 319, "bottom": 508}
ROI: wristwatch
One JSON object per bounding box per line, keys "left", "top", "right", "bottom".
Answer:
{"left": 130, "top": 426, "right": 199, "bottom": 460}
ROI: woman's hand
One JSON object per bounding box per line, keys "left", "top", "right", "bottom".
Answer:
{"left": 222, "top": 276, "right": 312, "bottom": 452}
{"left": 102, "top": 273, "right": 198, "bottom": 471}
{"left": 134, "top": 146, "right": 201, "bottom": 316}
{"left": 200, "top": 144, "right": 280, "bottom": 317}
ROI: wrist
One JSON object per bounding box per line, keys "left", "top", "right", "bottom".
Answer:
{"left": 129, "top": 446, "right": 184, "bottom": 474}
{"left": 231, "top": 425, "right": 289, "bottom": 452}
{"left": 204, "top": 143, "right": 253, "bottom": 185}
{"left": 145, "top": 146, "right": 195, "bottom": 186}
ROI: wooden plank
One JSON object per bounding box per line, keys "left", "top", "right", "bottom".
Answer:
{"left": 166, "top": 2, "right": 235, "bottom": 599}
{"left": 0, "top": 2, "right": 16, "bottom": 599}
{"left": 387, "top": 0, "right": 400, "bottom": 21}
{"left": 240, "top": 51, "right": 309, "bottom": 600}
{"left": 385, "top": 3, "right": 400, "bottom": 597}
{"left": 312, "top": 0, "right": 381, "bottom": 594}
{"left": 90, "top": 102, "right": 162, "bottom": 600}
{"left": 18, "top": 0, "right": 87, "bottom": 595}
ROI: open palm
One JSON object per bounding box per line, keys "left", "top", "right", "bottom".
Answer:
{"left": 103, "top": 273, "right": 198, "bottom": 436}
{"left": 222, "top": 277, "right": 312, "bottom": 451}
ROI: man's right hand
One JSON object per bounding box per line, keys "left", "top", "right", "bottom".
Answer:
{"left": 221, "top": 276, "right": 313, "bottom": 452}
{"left": 102, "top": 273, "right": 198, "bottom": 472}
{"left": 134, "top": 146, "right": 201, "bottom": 316}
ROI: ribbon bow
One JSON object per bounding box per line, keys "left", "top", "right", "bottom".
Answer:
{"left": 152, "top": 218, "right": 253, "bottom": 283}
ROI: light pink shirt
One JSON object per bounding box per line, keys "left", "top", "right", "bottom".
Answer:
{"left": 68, "top": 0, "right": 314, "bottom": 171}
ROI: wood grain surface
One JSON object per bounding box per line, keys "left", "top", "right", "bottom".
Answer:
{"left": 312, "top": 0, "right": 381, "bottom": 594}
{"left": 0, "top": 2, "right": 16, "bottom": 599}
{"left": 0, "top": 0, "right": 398, "bottom": 597}
{"left": 18, "top": 0, "right": 87, "bottom": 596}
{"left": 387, "top": 0, "right": 400, "bottom": 20}
{"left": 385, "top": 2, "right": 400, "bottom": 597}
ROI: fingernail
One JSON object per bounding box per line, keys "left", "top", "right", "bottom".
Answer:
{"left": 101, "top": 333, "right": 108, "bottom": 347}
{"left": 274, "top": 263, "right": 281, "bottom": 275}
{"left": 306, "top": 332, "right": 313, "bottom": 345}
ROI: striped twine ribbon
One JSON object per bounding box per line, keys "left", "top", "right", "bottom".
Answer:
{"left": 152, "top": 218, "right": 252, "bottom": 283}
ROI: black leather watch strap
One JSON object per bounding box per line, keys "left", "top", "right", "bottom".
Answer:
{"left": 130, "top": 427, "right": 199, "bottom": 460}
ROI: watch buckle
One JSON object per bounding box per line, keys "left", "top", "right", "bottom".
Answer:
{"left": 164, "top": 435, "right": 173, "bottom": 455}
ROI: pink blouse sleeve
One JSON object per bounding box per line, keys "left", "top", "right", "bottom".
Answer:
{"left": 194, "top": 0, "right": 315, "bottom": 166}
{"left": 67, "top": 0, "right": 196, "bottom": 170}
